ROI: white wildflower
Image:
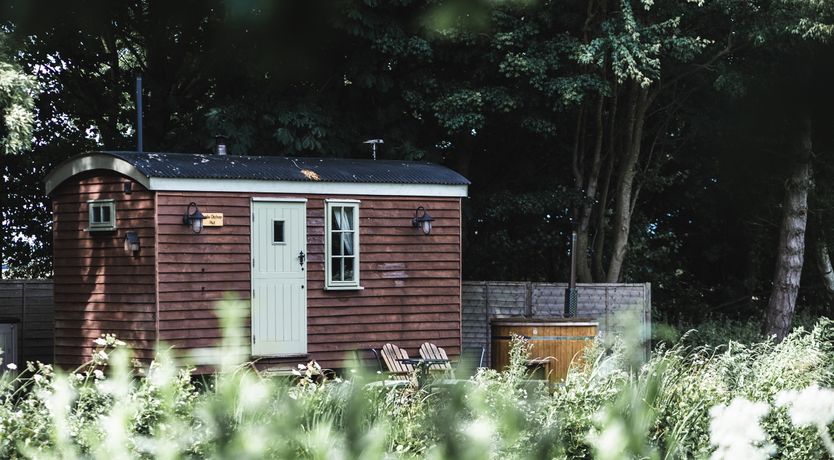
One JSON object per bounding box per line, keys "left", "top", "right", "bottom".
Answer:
{"left": 6, "top": 363, "right": 16, "bottom": 370}
{"left": 33, "top": 374, "right": 43, "bottom": 383}
{"left": 590, "top": 420, "right": 630, "bottom": 460}
{"left": 775, "top": 384, "right": 834, "bottom": 427}
{"left": 93, "top": 337, "right": 107, "bottom": 346}
{"left": 709, "top": 397, "right": 773, "bottom": 460}
{"left": 239, "top": 379, "right": 269, "bottom": 408}
{"left": 95, "top": 350, "right": 108, "bottom": 361}
{"left": 464, "top": 417, "right": 495, "bottom": 443}
{"left": 93, "top": 369, "right": 105, "bottom": 380}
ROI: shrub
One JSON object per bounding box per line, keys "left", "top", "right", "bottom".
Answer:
{"left": 1, "top": 307, "right": 834, "bottom": 459}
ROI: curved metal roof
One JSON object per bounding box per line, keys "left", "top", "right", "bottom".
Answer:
{"left": 104, "top": 151, "right": 470, "bottom": 185}
{"left": 44, "top": 151, "right": 470, "bottom": 197}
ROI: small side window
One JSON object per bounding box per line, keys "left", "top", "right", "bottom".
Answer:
{"left": 87, "top": 199, "right": 117, "bottom": 231}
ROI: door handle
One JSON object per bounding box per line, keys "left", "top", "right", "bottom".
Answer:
{"left": 298, "top": 250, "right": 306, "bottom": 267}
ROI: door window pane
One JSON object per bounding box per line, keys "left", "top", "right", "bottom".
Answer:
{"left": 273, "top": 221, "right": 285, "bottom": 243}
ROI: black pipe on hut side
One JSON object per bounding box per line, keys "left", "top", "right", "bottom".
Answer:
{"left": 565, "top": 230, "right": 578, "bottom": 317}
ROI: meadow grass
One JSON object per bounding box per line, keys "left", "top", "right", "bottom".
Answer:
{"left": 1, "top": 303, "right": 833, "bottom": 459}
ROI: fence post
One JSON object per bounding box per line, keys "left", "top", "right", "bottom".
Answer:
{"left": 484, "top": 281, "right": 491, "bottom": 366}
{"left": 604, "top": 286, "right": 610, "bottom": 337}
{"left": 524, "top": 282, "right": 533, "bottom": 317}
{"left": 21, "top": 281, "right": 26, "bottom": 356}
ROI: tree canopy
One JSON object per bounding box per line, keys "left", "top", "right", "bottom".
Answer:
{"left": 3, "top": 0, "right": 834, "bottom": 327}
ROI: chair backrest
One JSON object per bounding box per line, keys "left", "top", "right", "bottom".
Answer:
{"left": 419, "top": 342, "right": 453, "bottom": 371}
{"left": 461, "top": 346, "right": 486, "bottom": 368}
{"left": 380, "top": 343, "right": 413, "bottom": 379}
{"left": 367, "top": 348, "right": 384, "bottom": 372}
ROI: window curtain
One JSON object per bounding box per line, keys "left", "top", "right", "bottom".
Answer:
{"left": 332, "top": 207, "right": 355, "bottom": 257}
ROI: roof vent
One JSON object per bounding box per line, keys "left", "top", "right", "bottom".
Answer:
{"left": 363, "top": 139, "right": 383, "bottom": 160}
{"left": 215, "top": 135, "right": 227, "bottom": 156}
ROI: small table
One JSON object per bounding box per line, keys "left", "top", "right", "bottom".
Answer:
{"left": 396, "top": 358, "right": 450, "bottom": 386}
{"left": 524, "top": 358, "right": 552, "bottom": 381}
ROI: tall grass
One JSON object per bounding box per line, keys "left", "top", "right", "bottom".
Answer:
{"left": 1, "top": 303, "right": 833, "bottom": 459}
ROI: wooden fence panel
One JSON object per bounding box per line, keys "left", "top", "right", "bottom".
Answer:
{"left": 462, "top": 281, "right": 651, "bottom": 364}
{"left": 0, "top": 280, "right": 54, "bottom": 365}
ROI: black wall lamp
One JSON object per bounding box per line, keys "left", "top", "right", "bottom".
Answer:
{"left": 412, "top": 206, "right": 434, "bottom": 236}
{"left": 183, "top": 202, "right": 204, "bottom": 234}
{"left": 124, "top": 231, "right": 140, "bottom": 254}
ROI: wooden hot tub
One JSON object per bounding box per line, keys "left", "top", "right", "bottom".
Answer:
{"left": 491, "top": 318, "right": 598, "bottom": 383}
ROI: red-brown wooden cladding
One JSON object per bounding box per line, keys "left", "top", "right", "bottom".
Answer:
{"left": 156, "top": 192, "right": 461, "bottom": 370}
{"left": 51, "top": 172, "right": 157, "bottom": 368}
{"left": 52, "top": 172, "right": 463, "bottom": 372}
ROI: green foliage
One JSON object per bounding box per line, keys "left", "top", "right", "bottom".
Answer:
{"left": 0, "top": 32, "right": 36, "bottom": 156}
{"left": 0, "top": 30, "right": 42, "bottom": 279}
{"left": 5, "top": 0, "right": 834, "bottom": 321}
{"left": 2, "top": 304, "right": 834, "bottom": 458}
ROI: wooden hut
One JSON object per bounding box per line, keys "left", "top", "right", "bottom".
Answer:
{"left": 44, "top": 151, "right": 469, "bottom": 371}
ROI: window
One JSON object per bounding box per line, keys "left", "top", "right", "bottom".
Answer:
{"left": 325, "top": 200, "right": 361, "bottom": 289}
{"left": 87, "top": 199, "right": 117, "bottom": 231}
{"left": 273, "top": 221, "right": 285, "bottom": 244}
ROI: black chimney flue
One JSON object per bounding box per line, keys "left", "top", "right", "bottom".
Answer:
{"left": 136, "top": 75, "right": 143, "bottom": 152}
{"left": 215, "top": 135, "right": 227, "bottom": 156}
{"left": 564, "top": 229, "right": 578, "bottom": 317}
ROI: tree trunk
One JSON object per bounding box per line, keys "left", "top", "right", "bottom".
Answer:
{"left": 576, "top": 96, "right": 605, "bottom": 283}
{"left": 815, "top": 238, "right": 834, "bottom": 296}
{"left": 592, "top": 152, "right": 614, "bottom": 281}
{"left": 606, "top": 83, "right": 651, "bottom": 282}
{"left": 764, "top": 116, "right": 813, "bottom": 340}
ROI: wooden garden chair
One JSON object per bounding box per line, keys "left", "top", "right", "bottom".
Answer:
{"left": 380, "top": 343, "right": 414, "bottom": 380}
{"left": 419, "top": 342, "right": 455, "bottom": 378}
{"left": 460, "top": 346, "right": 486, "bottom": 369}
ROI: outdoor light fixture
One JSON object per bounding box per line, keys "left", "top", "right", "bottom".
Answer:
{"left": 183, "top": 202, "right": 204, "bottom": 234}
{"left": 124, "top": 231, "right": 140, "bottom": 254}
{"left": 412, "top": 206, "right": 434, "bottom": 235}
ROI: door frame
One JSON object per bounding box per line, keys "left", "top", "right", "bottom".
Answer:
{"left": 249, "top": 197, "right": 309, "bottom": 357}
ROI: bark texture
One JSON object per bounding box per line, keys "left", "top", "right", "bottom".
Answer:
{"left": 606, "top": 84, "right": 651, "bottom": 282}
{"left": 815, "top": 238, "right": 834, "bottom": 296}
{"left": 765, "top": 117, "right": 813, "bottom": 340}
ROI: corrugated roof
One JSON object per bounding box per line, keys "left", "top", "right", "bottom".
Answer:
{"left": 102, "top": 151, "right": 470, "bottom": 185}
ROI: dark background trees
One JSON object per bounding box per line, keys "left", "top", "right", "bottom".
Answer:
{"left": 2, "top": 0, "right": 834, "bottom": 331}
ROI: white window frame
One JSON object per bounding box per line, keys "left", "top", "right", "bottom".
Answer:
{"left": 324, "top": 199, "right": 362, "bottom": 290}
{"left": 87, "top": 199, "right": 117, "bottom": 231}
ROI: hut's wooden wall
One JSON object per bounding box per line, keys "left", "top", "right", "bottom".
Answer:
{"left": 156, "top": 192, "right": 462, "bottom": 370}
{"left": 51, "top": 172, "right": 157, "bottom": 368}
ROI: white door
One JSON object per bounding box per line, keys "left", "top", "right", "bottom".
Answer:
{"left": 251, "top": 201, "right": 307, "bottom": 356}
